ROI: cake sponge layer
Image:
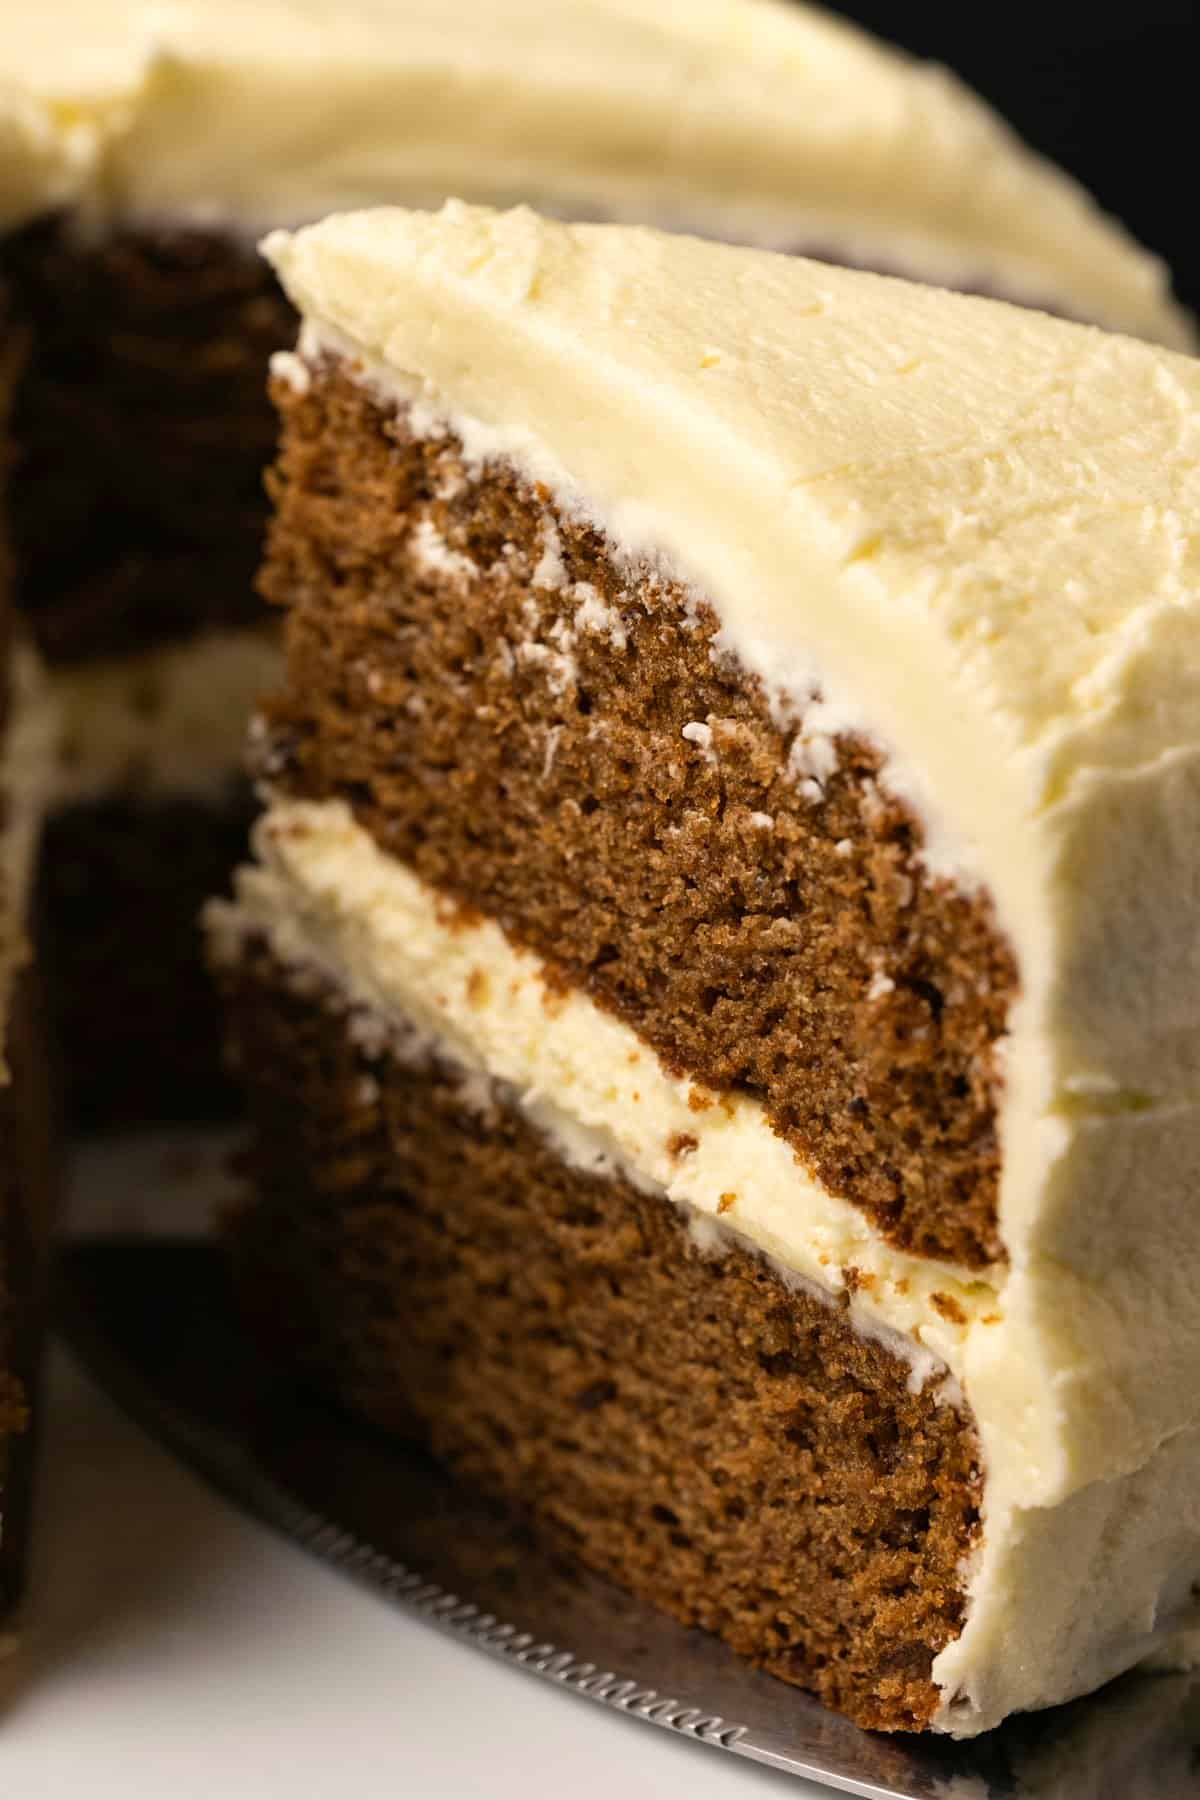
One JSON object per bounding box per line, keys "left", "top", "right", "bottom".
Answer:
{"left": 208, "top": 797, "right": 994, "bottom": 1368}
{"left": 239, "top": 206, "right": 1200, "bottom": 1729}
{"left": 256, "top": 359, "right": 1015, "bottom": 1271}
{"left": 211, "top": 881, "right": 1200, "bottom": 1734}
{"left": 208, "top": 793, "right": 1200, "bottom": 1732}
{"left": 53, "top": 630, "right": 280, "bottom": 807}
{"left": 217, "top": 935, "right": 983, "bottom": 1735}
{"left": 262, "top": 210, "right": 1200, "bottom": 1360}
{"left": 3, "top": 221, "right": 292, "bottom": 666}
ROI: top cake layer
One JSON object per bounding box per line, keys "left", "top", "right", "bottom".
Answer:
{"left": 220, "top": 203, "right": 1200, "bottom": 1731}
{"left": 262, "top": 207, "right": 1200, "bottom": 1626}
{"left": 0, "top": 0, "right": 1190, "bottom": 346}
{"left": 268, "top": 204, "right": 1200, "bottom": 1105}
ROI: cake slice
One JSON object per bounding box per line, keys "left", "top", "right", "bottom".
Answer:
{"left": 0, "top": 0, "right": 1192, "bottom": 1126}
{"left": 206, "top": 203, "right": 1200, "bottom": 1736}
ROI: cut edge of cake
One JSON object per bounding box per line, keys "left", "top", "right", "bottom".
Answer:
{"left": 3, "top": 0, "right": 1195, "bottom": 1123}
{"left": 0, "top": 490, "right": 59, "bottom": 1639}
{"left": 199, "top": 204, "right": 1200, "bottom": 1734}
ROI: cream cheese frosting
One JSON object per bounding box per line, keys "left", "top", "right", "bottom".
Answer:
{"left": 206, "top": 796, "right": 992, "bottom": 1372}
{"left": 253, "top": 202, "right": 1200, "bottom": 1730}
{"left": 0, "top": 0, "right": 1190, "bottom": 347}
{"left": 209, "top": 793, "right": 1200, "bottom": 1738}
{"left": 52, "top": 629, "right": 281, "bottom": 807}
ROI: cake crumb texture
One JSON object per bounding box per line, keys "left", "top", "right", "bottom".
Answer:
{"left": 40, "top": 789, "right": 254, "bottom": 1126}
{"left": 258, "top": 363, "right": 1018, "bottom": 1268}
{"left": 219, "top": 941, "right": 983, "bottom": 1733}
{"left": 2, "top": 221, "right": 290, "bottom": 664}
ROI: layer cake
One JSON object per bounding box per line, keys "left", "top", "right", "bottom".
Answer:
{"left": 0, "top": 0, "right": 1191, "bottom": 1122}
{"left": 0, "top": 315, "right": 57, "bottom": 1636}
{"left": 207, "top": 202, "right": 1200, "bottom": 1736}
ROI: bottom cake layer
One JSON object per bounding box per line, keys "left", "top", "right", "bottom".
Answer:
{"left": 217, "top": 941, "right": 982, "bottom": 1733}
{"left": 0, "top": 955, "right": 55, "bottom": 1634}
{"left": 41, "top": 785, "right": 255, "bottom": 1126}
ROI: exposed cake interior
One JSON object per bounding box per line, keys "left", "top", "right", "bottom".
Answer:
{"left": 0, "top": 215, "right": 1023, "bottom": 1131}
{"left": 1, "top": 220, "right": 288, "bottom": 667}
{"left": 0, "top": 936, "right": 54, "bottom": 1631}
{"left": 212, "top": 202, "right": 1200, "bottom": 1736}
{"left": 0, "top": 210, "right": 1158, "bottom": 674}
{"left": 0, "top": 221, "right": 287, "bottom": 1118}
{"left": 0, "top": 297, "right": 58, "bottom": 1616}
{"left": 0, "top": 534, "right": 59, "bottom": 1632}
{"left": 40, "top": 630, "right": 275, "bottom": 1124}
{"left": 257, "top": 356, "right": 1018, "bottom": 1271}
{"left": 0, "top": 708, "right": 30, "bottom": 1632}
{"left": 208, "top": 321, "right": 1016, "bottom": 1734}
{"left": 216, "top": 934, "right": 982, "bottom": 1733}
{"left": 42, "top": 788, "right": 254, "bottom": 1126}
{"left": 0, "top": 215, "right": 1037, "bottom": 1144}
{"left": 1, "top": 0, "right": 1191, "bottom": 1132}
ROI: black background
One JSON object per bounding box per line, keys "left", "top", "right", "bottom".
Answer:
{"left": 829, "top": 5, "right": 1195, "bottom": 308}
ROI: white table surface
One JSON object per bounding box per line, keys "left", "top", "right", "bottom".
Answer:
{"left": 0, "top": 1135, "right": 828, "bottom": 1800}
{"left": 0, "top": 1347, "right": 831, "bottom": 1800}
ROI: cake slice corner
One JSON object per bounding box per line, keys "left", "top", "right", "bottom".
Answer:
{"left": 206, "top": 202, "right": 1200, "bottom": 1735}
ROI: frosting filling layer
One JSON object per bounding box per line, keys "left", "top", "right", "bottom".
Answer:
{"left": 257, "top": 348, "right": 1015, "bottom": 1270}
{"left": 263, "top": 210, "right": 1200, "bottom": 1128}
{"left": 208, "top": 794, "right": 1200, "bottom": 1734}
{"left": 207, "top": 796, "right": 995, "bottom": 1369}
{"left": 261, "top": 213, "right": 1200, "bottom": 1512}
{"left": 237, "top": 204, "right": 1200, "bottom": 1729}
{"left": 3, "top": 218, "right": 292, "bottom": 668}
{"left": 218, "top": 934, "right": 983, "bottom": 1732}
{"left": 53, "top": 628, "right": 280, "bottom": 806}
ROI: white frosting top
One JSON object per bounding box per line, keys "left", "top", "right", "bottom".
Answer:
{"left": 0, "top": 0, "right": 1190, "bottom": 346}
{"left": 0, "top": 647, "right": 58, "bottom": 1053}
{"left": 259, "top": 203, "right": 1200, "bottom": 1730}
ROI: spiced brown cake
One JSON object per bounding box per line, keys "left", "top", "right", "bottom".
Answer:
{"left": 0, "top": 0, "right": 1191, "bottom": 1124}
{"left": 206, "top": 203, "right": 1200, "bottom": 1734}
{"left": 0, "top": 317, "right": 57, "bottom": 1635}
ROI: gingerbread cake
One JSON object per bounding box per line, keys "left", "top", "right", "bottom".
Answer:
{"left": 0, "top": 317, "right": 57, "bottom": 1636}
{"left": 0, "top": 0, "right": 1191, "bottom": 1124}
{"left": 206, "top": 203, "right": 1200, "bottom": 1736}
